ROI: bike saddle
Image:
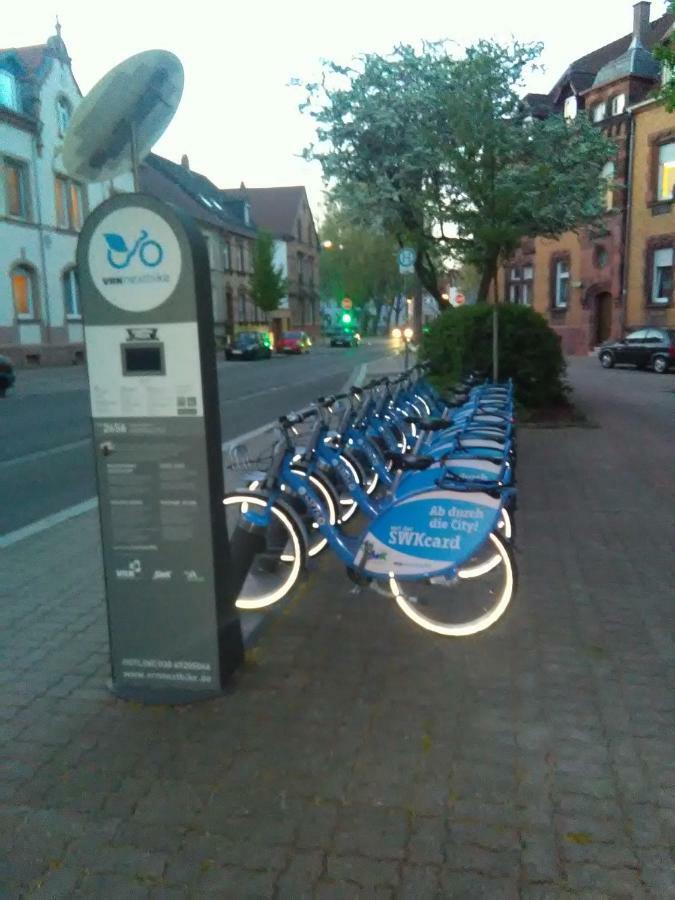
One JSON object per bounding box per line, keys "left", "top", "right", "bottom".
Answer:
{"left": 385, "top": 451, "right": 435, "bottom": 471}
{"left": 404, "top": 415, "right": 447, "bottom": 432}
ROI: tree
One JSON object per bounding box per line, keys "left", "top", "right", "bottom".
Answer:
{"left": 249, "top": 230, "right": 287, "bottom": 313}
{"left": 301, "top": 40, "right": 614, "bottom": 302}
{"left": 319, "top": 201, "right": 401, "bottom": 334}
{"left": 654, "top": 1, "right": 675, "bottom": 111}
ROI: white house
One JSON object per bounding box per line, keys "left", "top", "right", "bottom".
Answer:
{"left": 0, "top": 26, "right": 132, "bottom": 366}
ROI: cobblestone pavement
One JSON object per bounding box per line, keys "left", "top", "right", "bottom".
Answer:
{"left": 1, "top": 358, "right": 674, "bottom": 898}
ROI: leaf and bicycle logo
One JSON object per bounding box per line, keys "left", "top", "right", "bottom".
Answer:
{"left": 104, "top": 229, "right": 164, "bottom": 270}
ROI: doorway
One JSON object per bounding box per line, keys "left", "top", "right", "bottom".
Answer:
{"left": 594, "top": 292, "right": 612, "bottom": 346}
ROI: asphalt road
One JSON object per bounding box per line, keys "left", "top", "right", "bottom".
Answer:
{"left": 0, "top": 341, "right": 394, "bottom": 536}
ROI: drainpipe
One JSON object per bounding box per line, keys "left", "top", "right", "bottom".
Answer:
{"left": 31, "top": 133, "right": 52, "bottom": 348}
{"left": 620, "top": 109, "right": 635, "bottom": 337}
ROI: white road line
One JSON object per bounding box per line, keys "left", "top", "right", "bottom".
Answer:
{"left": 0, "top": 357, "right": 379, "bottom": 549}
{"left": 0, "top": 438, "right": 91, "bottom": 470}
{"left": 0, "top": 499, "right": 99, "bottom": 549}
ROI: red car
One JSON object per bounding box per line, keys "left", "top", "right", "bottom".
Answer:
{"left": 276, "top": 331, "right": 312, "bottom": 354}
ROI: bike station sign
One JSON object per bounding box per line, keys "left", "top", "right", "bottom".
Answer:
{"left": 78, "top": 193, "right": 243, "bottom": 702}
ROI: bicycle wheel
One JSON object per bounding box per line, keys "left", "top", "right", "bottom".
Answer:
{"left": 223, "top": 492, "right": 307, "bottom": 610}
{"left": 389, "top": 532, "right": 515, "bottom": 637}
{"left": 287, "top": 468, "right": 339, "bottom": 557}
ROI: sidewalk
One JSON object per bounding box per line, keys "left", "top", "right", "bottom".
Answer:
{"left": 1, "top": 359, "right": 674, "bottom": 898}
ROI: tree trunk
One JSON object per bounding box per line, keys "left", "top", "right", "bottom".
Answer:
{"left": 476, "top": 265, "right": 494, "bottom": 304}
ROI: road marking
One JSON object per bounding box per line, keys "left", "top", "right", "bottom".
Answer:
{"left": 0, "top": 438, "right": 91, "bottom": 470}
{"left": 0, "top": 498, "right": 99, "bottom": 549}
{"left": 0, "top": 356, "right": 383, "bottom": 549}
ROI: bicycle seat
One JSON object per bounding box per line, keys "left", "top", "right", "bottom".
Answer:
{"left": 385, "top": 452, "right": 435, "bottom": 471}
{"left": 404, "top": 415, "right": 447, "bottom": 432}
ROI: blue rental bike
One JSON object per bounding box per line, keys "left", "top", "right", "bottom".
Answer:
{"left": 224, "top": 366, "right": 517, "bottom": 637}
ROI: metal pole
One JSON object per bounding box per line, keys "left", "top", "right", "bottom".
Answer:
{"left": 492, "top": 303, "right": 499, "bottom": 384}
{"left": 130, "top": 122, "right": 140, "bottom": 192}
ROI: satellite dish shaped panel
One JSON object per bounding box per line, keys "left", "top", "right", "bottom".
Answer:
{"left": 62, "top": 49, "right": 184, "bottom": 183}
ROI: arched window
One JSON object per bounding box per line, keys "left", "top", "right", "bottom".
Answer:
{"left": 11, "top": 264, "right": 37, "bottom": 320}
{"left": 63, "top": 267, "right": 80, "bottom": 318}
{"left": 601, "top": 161, "right": 615, "bottom": 211}
{"left": 56, "top": 97, "right": 72, "bottom": 137}
{"left": 238, "top": 288, "right": 247, "bottom": 323}
{"left": 0, "top": 70, "right": 18, "bottom": 111}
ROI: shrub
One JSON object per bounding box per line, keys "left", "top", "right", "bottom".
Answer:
{"left": 421, "top": 304, "right": 567, "bottom": 408}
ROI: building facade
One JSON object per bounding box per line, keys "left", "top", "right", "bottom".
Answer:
{"left": 140, "top": 154, "right": 259, "bottom": 344}
{"left": 0, "top": 29, "right": 133, "bottom": 366}
{"left": 498, "top": 2, "right": 673, "bottom": 354}
{"left": 222, "top": 185, "right": 320, "bottom": 341}
{"left": 624, "top": 98, "right": 675, "bottom": 331}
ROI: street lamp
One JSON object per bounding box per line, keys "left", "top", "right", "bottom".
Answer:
{"left": 322, "top": 240, "right": 333, "bottom": 249}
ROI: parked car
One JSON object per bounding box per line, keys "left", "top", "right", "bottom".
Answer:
{"left": 0, "top": 355, "right": 15, "bottom": 397}
{"left": 225, "top": 331, "right": 272, "bottom": 361}
{"left": 599, "top": 328, "right": 675, "bottom": 374}
{"left": 330, "top": 329, "right": 361, "bottom": 348}
{"left": 277, "top": 331, "right": 312, "bottom": 354}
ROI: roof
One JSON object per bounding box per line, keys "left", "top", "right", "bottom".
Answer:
{"left": 0, "top": 44, "right": 48, "bottom": 73}
{"left": 221, "top": 185, "right": 307, "bottom": 238}
{"left": 141, "top": 154, "right": 257, "bottom": 238}
{"left": 550, "top": 10, "right": 673, "bottom": 100}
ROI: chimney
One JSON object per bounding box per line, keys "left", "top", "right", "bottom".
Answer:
{"left": 632, "top": 1, "right": 651, "bottom": 47}
{"left": 181, "top": 154, "right": 190, "bottom": 170}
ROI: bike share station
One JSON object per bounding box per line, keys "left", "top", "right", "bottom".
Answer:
{"left": 63, "top": 51, "right": 246, "bottom": 703}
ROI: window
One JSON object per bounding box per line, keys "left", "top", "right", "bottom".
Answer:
{"left": 242, "top": 243, "right": 249, "bottom": 273}
{"left": 658, "top": 143, "right": 675, "bottom": 200}
{"left": 234, "top": 241, "right": 243, "bottom": 272}
{"left": 238, "top": 289, "right": 247, "bottom": 323}
{"left": 626, "top": 329, "right": 648, "bottom": 344}
{"left": 4, "top": 158, "right": 30, "bottom": 219}
{"left": 601, "top": 161, "right": 615, "bottom": 211}
{"left": 611, "top": 94, "right": 626, "bottom": 116}
{"left": 0, "top": 70, "right": 18, "bottom": 111}
{"left": 594, "top": 245, "right": 609, "bottom": 268}
{"left": 592, "top": 101, "right": 606, "bottom": 123}
{"left": 54, "top": 175, "right": 69, "bottom": 227}
{"left": 554, "top": 259, "right": 570, "bottom": 308}
{"left": 507, "top": 266, "right": 533, "bottom": 305}
{"left": 563, "top": 96, "right": 577, "bottom": 120}
{"left": 63, "top": 268, "right": 80, "bottom": 318}
{"left": 652, "top": 247, "right": 673, "bottom": 304}
{"left": 244, "top": 203, "right": 251, "bottom": 226}
{"left": 53, "top": 175, "right": 85, "bottom": 229}
{"left": 56, "top": 97, "right": 71, "bottom": 136}
{"left": 223, "top": 241, "right": 231, "bottom": 271}
{"left": 11, "top": 265, "right": 37, "bottom": 319}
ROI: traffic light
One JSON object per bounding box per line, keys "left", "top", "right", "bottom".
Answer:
{"left": 341, "top": 312, "right": 352, "bottom": 325}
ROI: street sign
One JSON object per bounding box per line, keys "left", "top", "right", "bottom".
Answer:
{"left": 341, "top": 297, "right": 352, "bottom": 310}
{"left": 398, "top": 247, "right": 416, "bottom": 274}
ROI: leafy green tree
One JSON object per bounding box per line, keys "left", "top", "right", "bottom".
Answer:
{"left": 654, "top": 1, "right": 675, "bottom": 110}
{"left": 320, "top": 201, "right": 401, "bottom": 334}
{"left": 250, "top": 230, "right": 287, "bottom": 313}
{"left": 301, "top": 40, "right": 614, "bottom": 302}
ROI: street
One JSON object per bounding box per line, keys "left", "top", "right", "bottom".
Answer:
{"left": 0, "top": 341, "right": 393, "bottom": 537}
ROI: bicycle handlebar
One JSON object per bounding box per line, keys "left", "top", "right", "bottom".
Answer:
{"left": 279, "top": 407, "right": 319, "bottom": 428}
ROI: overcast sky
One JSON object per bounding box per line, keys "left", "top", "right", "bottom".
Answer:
{"left": 7, "top": 0, "right": 669, "bottom": 220}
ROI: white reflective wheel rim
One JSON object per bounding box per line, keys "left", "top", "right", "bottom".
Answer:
{"left": 223, "top": 494, "right": 302, "bottom": 610}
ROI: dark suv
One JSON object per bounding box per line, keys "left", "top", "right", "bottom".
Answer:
{"left": 599, "top": 328, "right": 675, "bottom": 374}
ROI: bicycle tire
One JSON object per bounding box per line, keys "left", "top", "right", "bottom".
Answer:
{"left": 223, "top": 491, "right": 307, "bottom": 610}
{"left": 390, "top": 532, "right": 516, "bottom": 637}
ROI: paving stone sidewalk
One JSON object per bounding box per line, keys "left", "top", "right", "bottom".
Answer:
{"left": 1, "top": 359, "right": 674, "bottom": 898}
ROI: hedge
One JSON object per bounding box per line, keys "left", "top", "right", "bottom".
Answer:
{"left": 421, "top": 304, "right": 567, "bottom": 408}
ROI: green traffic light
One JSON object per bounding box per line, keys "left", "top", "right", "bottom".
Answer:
{"left": 341, "top": 312, "right": 352, "bottom": 324}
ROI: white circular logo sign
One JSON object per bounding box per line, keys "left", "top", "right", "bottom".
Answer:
{"left": 88, "top": 207, "right": 182, "bottom": 311}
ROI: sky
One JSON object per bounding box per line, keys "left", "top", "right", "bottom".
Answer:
{"left": 6, "top": 0, "right": 669, "bottom": 221}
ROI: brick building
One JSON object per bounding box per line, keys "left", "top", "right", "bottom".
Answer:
{"left": 499, "top": 2, "right": 673, "bottom": 354}
{"left": 222, "top": 185, "right": 320, "bottom": 341}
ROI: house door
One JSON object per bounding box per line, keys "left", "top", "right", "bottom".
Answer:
{"left": 594, "top": 292, "right": 612, "bottom": 345}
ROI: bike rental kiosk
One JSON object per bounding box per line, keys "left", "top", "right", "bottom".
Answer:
{"left": 77, "top": 192, "right": 244, "bottom": 702}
